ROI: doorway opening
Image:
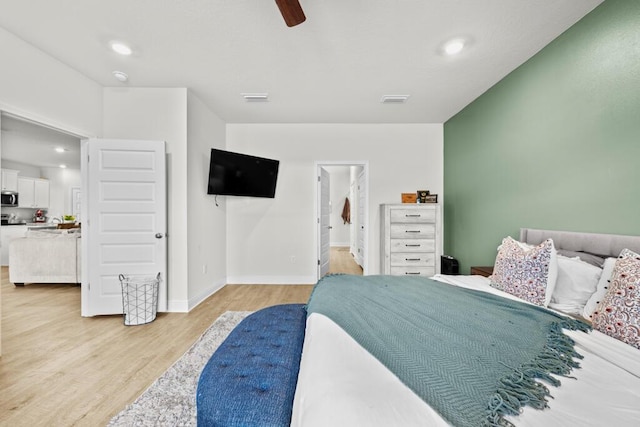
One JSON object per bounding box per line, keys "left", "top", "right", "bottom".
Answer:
{"left": 0, "top": 110, "right": 85, "bottom": 342}
{"left": 316, "top": 161, "right": 369, "bottom": 280}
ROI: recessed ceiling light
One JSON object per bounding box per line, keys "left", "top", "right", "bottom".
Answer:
{"left": 242, "top": 93, "right": 269, "bottom": 102}
{"left": 443, "top": 38, "right": 465, "bottom": 56}
{"left": 112, "top": 71, "right": 129, "bottom": 82}
{"left": 111, "top": 42, "right": 132, "bottom": 56}
{"left": 55, "top": 147, "right": 66, "bottom": 153}
{"left": 59, "top": 164, "right": 67, "bottom": 169}
{"left": 381, "top": 95, "right": 410, "bottom": 104}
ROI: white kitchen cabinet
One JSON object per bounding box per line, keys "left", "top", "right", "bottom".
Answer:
{"left": 34, "top": 179, "right": 50, "bottom": 208}
{"left": 1, "top": 169, "right": 19, "bottom": 192}
{"left": 18, "top": 177, "right": 50, "bottom": 209}
{"left": 380, "top": 204, "right": 442, "bottom": 276}
{"left": 1, "top": 225, "right": 27, "bottom": 266}
{"left": 17, "top": 178, "right": 34, "bottom": 207}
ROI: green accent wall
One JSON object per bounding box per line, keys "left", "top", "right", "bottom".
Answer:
{"left": 443, "top": 0, "right": 640, "bottom": 274}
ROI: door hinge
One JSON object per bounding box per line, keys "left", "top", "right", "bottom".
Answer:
{"left": 317, "top": 259, "right": 320, "bottom": 266}
{"left": 317, "top": 175, "right": 321, "bottom": 182}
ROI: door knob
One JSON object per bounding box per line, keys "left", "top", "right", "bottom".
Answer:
{"left": 155, "top": 233, "right": 165, "bottom": 239}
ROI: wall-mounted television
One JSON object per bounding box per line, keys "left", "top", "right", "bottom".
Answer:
{"left": 207, "top": 148, "right": 280, "bottom": 198}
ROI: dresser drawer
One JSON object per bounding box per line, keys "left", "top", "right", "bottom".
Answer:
{"left": 390, "top": 223, "right": 435, "bottom": 239}
{"left": 390, "top": 266, "right": 435, "bottom": 277}
{"left": 390, "top": 209, "right": 436, "bottom": 224}
{"left": 390, "top": 239, "right": 435, "bottom": 253}
{"left": 390, "top": 253, "right": 435, "bottom": 267}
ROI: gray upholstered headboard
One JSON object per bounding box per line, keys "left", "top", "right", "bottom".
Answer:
{"left": 520, "top": 228, "right": 640, "bottom": 266}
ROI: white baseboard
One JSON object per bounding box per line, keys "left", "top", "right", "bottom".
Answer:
{"left": 188, "top": 279, "right": 226, "bottom": 311}
{"left": 166, "top": 278, "right": 226, "bottom": 312}
{"left": 167, "top": 299, "right": 189, "bottom": 313}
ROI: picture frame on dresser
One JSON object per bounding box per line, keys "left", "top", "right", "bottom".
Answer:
{"left": 417, "top": 190, "right": 429, "bottom": 203}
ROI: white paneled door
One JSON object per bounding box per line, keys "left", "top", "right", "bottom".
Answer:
{"left": 318, "top": 167, "right": 331, "bottom": 278}
{"left": 81, "top": 139, "right": 167, "bottom": 317}
{"left": 356, "top": 168, "right": 366, "bottom": 267}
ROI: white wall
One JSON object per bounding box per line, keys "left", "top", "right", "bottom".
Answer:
{"left": 186, "top": 91, "right": 227, "bottom": 309}
{"left": 0, "top": 26, "right": 101, "bottom": 136}
{"left": 102, "top": 87, "right": 190, "bottom": 311}
{"left": 1, "top": 160, "right": 40, "bottom": 178}
{"left": 324, "top": 166, "right": 351, "bottom": 246}
{"left": 226, "top": 123, "right": 443, "bottom": 283}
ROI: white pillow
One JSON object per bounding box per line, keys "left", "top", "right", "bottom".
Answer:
{"left": 548, "top": 255, "right": 603, "bottom": 316}
{"left": 583, "top": 257, "right": 617, "bottom": 320}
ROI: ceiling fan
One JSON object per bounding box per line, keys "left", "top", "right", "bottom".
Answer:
{"left": 275, "top": 0, "right": 306, "bottom": 27}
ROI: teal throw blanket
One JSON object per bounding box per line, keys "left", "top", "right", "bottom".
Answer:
{"left": 306, "top": 275, "right": 591, "bottom": 427}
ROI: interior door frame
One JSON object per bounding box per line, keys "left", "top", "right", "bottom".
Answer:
{"left": 315, "top": 161, "right": 369, "bottom": 280}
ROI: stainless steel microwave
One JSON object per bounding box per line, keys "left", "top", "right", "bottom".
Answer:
{"left": 1, "top": 191, "right": 19, "bottom": 207}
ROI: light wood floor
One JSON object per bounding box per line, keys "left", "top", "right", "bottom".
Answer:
{"left": 328, "top": 246, "right": 363, "bottom": 275}
{"left": 0, "top": 267, "right": 313, "bottom": 426}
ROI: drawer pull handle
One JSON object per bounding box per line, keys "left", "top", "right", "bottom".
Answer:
{"left": 405, "top": 258, "right": 421, "bottom": 261}
{"left": 405, "top": 272, "right": 421, "bottom": 275}
{"left": 405, "top": 214, "right": 421, "bottom": 217}
{"left": 405, "top": 244, "right": 421, "bottom": 247}
{"left": 406, "top": 230, "right": 421, "bottom": 233}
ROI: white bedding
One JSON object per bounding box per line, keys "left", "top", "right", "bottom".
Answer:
{"left": 291, "top": 275, "right": 640, "bottom": 427}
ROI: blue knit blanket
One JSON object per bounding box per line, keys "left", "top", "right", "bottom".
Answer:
{"left": 306, "top": 275, "right": 591, "bottom": 427}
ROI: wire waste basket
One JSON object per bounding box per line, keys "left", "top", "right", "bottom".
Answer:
{"left": 119, "top": 272, "right": 161, "bottom": 326}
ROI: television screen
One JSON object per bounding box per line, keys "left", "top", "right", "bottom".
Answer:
{"left": 207, "top": 149, "right": 279, "bottom": 198}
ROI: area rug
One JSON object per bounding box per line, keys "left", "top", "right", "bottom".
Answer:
{"left": 108, "top": 311, "right": 252, "bottom": 427}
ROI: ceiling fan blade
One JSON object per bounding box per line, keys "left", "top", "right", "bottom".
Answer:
{"left": 275, "top": 0, "right": 306, "bottom": 27}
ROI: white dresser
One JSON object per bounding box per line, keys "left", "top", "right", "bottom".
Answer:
{"left": 380, "top": 204, "right": 442, "bottom": 276}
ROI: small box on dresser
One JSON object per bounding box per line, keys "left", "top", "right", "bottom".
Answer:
{"left": 380, "top": 204, "right": 442, "bottom": 276}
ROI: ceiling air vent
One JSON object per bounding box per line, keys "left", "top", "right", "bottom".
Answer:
{"left": 242, "top": 93, "right": 269, "bottom": 102}
{"left": 380, "top": 95, "right": 410, "bottom": 104}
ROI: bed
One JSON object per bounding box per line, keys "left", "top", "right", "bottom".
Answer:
{"left": 291, "top": 228, "right": 640, "bottom": 427}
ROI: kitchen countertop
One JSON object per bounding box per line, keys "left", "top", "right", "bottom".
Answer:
{"left": 1, "top": 222, "right": 58, "bottom": 228}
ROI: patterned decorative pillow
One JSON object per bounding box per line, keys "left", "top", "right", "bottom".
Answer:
{"left": 490, "top": 236, "right": 557, "bottom": 306}
{"left": 583, "top": 257, "right": 617, "bottom": 320}
{"left": 592, "top": 248, "right": 640, "bottom": 350}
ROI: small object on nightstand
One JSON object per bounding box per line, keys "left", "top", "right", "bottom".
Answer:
{"left": 441, "top": 255, "right": 459, "bottom": 275}
{"left": 470, "top": 266, "right": 494, "bottom": 277}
